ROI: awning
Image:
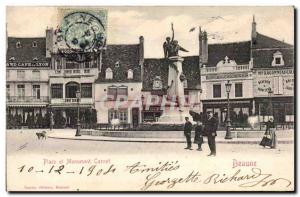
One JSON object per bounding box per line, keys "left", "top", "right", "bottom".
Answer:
{"left": 6, "top": 103, "right": 48, "bottom": 107}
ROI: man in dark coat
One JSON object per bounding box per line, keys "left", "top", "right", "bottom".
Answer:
{"left": 184, "top": 117, "right": 193, "bottom": 150}
{"left": 204, "top": 111, "right": 218, "bottom": 156}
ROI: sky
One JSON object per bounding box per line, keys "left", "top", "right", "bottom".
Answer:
{"left": 6, "top": 6, "right": 294, "bottom": 58}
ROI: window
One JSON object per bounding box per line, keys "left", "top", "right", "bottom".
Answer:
{"left": 17, "top": 84, "right": 25, "bottom": 98}
{"left": 272, "top": 51, "right": 284, "bottom": 66}
{"left": 115, "top": 61, "right": 120, "bottom": 67}
{"left": 33, "top": 57, "right": 38, "bottom": 61}
{"left": 118, "top": 110, "right": 128, "bottom": 122}
{"left": 9, "top": 57, "right": 15, "bottom": 61}
{"left": 107, "top": 86, "right": 117, "bottom": 100}
{"left": 66, "top": 61, "right": 79, "bottom": 69}
{"left": 51, "top": 84, "right": 63, "bottom": 98}
{"left": 213, "top": 84, "right": 221, "bottom": 98}
{"left": 108, "top": 109, "right": 128, "bottom": 123}
{"left": 117, "top": 86, "right": 128, "bottom": 101}
{"left": 107, "top": 86, "right": 128, "bottom": 101}
{"left": 32, "top": 41, "right": 37, "bottom": 47}
{"left": 81, "top": 83, "right": 92, "bottom": 98}
{"left": 32, "top": 85, "right": 40, "bottom": 99}
{"left": 16, "top": 41, "right": 21, "bottom": 48}
{"left": 127, "top": 69, "right": 133, "bottom": 79}
{"left": 84, "top": 61, "right": 90, "bottom": 68}
{"left": 235, "top": 83, "right": 243, "bottom": 97}
{"left": 32, "top": 70, "right": 40, "bottom": 80}
{"left": 275, "top": 57, "right": 281, "bottom": 65}
{"left": 6, "top": 84, "right": 10, "bottom": 98}
{"left": 105, "top": 68, "right": 113, "bottom": 79}
{"left": 17, "top": 70, "right": 25, "bottom": 80}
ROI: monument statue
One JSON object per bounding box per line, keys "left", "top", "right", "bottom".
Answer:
{"left": 158, "top": 23, "right": 193, "bottom": 123}
{"left": 163, "top": 23, "right": 189, "bottom": 58}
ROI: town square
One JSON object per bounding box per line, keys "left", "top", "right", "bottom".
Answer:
{"left": 5, "top": 6, "right": 295, "bottom": 192}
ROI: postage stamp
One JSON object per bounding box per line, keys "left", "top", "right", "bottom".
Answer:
{"left": 6, "top": 6, "right": 295, "bottom": 192}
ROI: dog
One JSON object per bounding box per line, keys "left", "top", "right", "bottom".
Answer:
{"left": 36, "top": 131, "right": 47, "bottom": 140}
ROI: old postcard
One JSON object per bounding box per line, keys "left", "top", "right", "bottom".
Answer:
{"left": 6, "top": 6, "right": 295, "bottom": 192}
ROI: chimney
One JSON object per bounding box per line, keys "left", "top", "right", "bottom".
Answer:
{"left": 46, "top": 28, "right": 54, "bottom": 58}
{"left": 202, "top": 31, "right": 208, "bottom": 63}
{"left": 139, "top": 36, "right": 144, "bottom": 81}
{"left": 199, "top": 26, "right": 203, "bottom": 65}
{"left": 251, "top": 15, "right": 257, "bottom": 44}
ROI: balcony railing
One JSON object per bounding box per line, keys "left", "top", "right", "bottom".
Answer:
{"left": 51, "top": 98, "right": 93, "bottom": 105}
{"left": 51, "top": 69, "right": 98, "bottom": 76}
{"left": 202, "top": 64, "right": 250, "bottom": 73}
{"left": 6, "top": 96, "right": 49, "bottom": 103}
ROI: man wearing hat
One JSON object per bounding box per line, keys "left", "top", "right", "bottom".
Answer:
{"left": 204, "top": 111, "right": 219, "bottom": 156}
{"left": 183, "top": 117, "right": 193, "bottom": 150}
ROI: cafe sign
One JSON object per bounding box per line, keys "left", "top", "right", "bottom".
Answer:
{"left": 6, "top": 62, "right": 50, "bottom": 67}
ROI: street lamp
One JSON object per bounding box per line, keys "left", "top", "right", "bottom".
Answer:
{"left": 75, "top": 90, "right": 81, "bottom": 136}
{"left": 268, "top": 88, "right": 273, "bottom": 121}
{"left": 225, "top": 80, "right": 232, "bottom": 139}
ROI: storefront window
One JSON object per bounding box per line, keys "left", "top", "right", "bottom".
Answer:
{"left": 108, "top": 109, "right": 128, "bottom": 123}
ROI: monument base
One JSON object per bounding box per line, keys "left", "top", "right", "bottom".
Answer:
{"left": 157, "top": 106, "right": 194, "bottom": 124}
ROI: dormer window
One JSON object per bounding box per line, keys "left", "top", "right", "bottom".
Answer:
{"left": 115, "top": 61, "right": 120, "bottom": 68}
{"left": 9, "top": 57, "right": 15, "bottom": 61}
{"left": 272, "top": 51, "right": 284, "bottom": 66}
{"left": 32, "top": 41, "right": 37, "bottom": 47}
{"left": 105, "top": 68, "right": 113, "bottom": 79}
{"left": 33, "top": 57, "right": 38, "bottom": 61}
{"left": 127, "top": 69, "right": 133, "bottom": 79}
{"left": 16, "top": 41, "right": 21, "bottom": 48}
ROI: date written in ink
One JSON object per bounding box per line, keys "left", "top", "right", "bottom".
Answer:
{"left": 18, "top": 164, "right": 116, "bottom": 176}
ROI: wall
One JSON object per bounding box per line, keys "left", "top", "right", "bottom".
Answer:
{"left": 201, "top": 71, "right": 253, "bottom": 100}
{"left": 94, "top": 82, "right": 143, "bottom": 124}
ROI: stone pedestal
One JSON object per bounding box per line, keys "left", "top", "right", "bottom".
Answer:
{"left": 157, "top": 56, "right": 193, "bottom": 124}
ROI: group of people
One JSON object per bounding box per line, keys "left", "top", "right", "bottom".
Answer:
{"left": 183, "top": 111, "right": 277, "bottom": 156}
{"left": 184, "top": 111, "right": 218, "bottom": 156}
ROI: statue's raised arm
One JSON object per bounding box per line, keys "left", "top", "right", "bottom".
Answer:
{"left": 171, "top": 23, "right": 174, "bottom": 41}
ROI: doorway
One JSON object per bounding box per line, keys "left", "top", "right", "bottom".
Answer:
{"left": 132, "top": 108, "right": 139, "bottom": 127}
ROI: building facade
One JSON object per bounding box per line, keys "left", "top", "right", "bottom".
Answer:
{"left": 6, "top": 17, "right": 294, "bottom": 128}
{"left": 250, "top": 17, "right": 294, "bottom": 125}
{"left": 6, "top": 37, "right": 51, "bottom": 128}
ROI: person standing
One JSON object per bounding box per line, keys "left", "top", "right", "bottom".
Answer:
{"left": 184, "top": 117, "right": 193, "bottom": 150}
{"left": 260, "top": 117, "right": 277, "bottom": 149}
{"left": 204, "top": 111, "right": 218, "bottom": 156}
{"left": 194, "top": 121, "right": 204, "bottom": 151}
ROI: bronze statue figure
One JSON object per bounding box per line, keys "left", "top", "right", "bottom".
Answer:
{"left": 163, "top": 23, "right": 189, "bottom": 58}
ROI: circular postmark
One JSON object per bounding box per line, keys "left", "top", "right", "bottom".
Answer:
{"left": 56, "top": 11, "right": 106, "bottom": 62}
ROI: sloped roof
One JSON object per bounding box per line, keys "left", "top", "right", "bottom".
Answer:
{"left": 252, "top": 48, "right": 294, "bottom": 68}
{"left": 142, "top": 56, "right": 201, "bottom": 91}
{"left": 252, "top": 33, "right": 293, "bottom": 49}
{"left": 6, "top": 37, "right": 48, "bottom": 62}
{"left": 252, "top": 32, "right": 294, "bottom": 68}
{"left": 95, "top": 44, "right": 142, "bottom": 83}
{"left": 206, "top": 41, "right": 251, "bottom": 67}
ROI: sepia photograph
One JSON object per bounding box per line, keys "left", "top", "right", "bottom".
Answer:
{"left": 5, "top": 6, "right": 295, "bottom": 192}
